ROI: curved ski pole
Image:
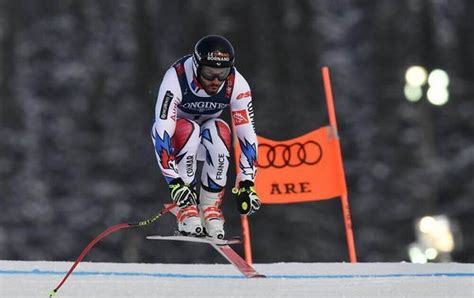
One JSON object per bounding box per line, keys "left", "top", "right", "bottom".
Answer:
{"left": 49, "top": 203, "right": 176, "bottom": 297}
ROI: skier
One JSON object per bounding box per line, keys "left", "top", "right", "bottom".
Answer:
{"left": 151, "top": 35, "right": 261, "bottom": 240}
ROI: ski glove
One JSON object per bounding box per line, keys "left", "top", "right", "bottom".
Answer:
{"left": 169, "top": 178, "right": 198, "bottom": 208}
{"left": 232, "top": 180, "right": 261, "bottom": 215}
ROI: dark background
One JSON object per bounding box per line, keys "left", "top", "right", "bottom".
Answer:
{"left": 1, "top": 0, "right": 473, "bottom": 264}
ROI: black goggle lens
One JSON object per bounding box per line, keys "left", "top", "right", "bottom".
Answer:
{"left": 200, "top": 66, "right": 231, "bottom": 81}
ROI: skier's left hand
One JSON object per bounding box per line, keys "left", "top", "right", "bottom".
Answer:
{"left": 232, "top": 180, "right": 261, "bottom": 215}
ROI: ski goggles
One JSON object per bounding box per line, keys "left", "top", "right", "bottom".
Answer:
{"left": 200, "top": 66, "right": 231, "bottom": 81}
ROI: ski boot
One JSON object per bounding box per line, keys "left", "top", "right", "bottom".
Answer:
{"left": 199, "top": 188, "right": 225, "bottom": 240}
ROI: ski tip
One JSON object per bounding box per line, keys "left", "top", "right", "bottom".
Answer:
{"left": 251, "top": 274, "right": 266, "bottom": 278}
{"left": 49, "top": 289, "right": 57, "bottom": 297}
{"left": 214, "top": 238, "right": 241, "bottom": 246}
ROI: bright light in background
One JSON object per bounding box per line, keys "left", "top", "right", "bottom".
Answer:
{"left": 428, "top": 69, "right": 450, "bottom": 88}
{"left": 427, "top": 86, "right": 449, "bottom": 106}
{"left": 419, "top": 216, "right": 436, "bottom": 233}
{"left": 404, "top": 65, "right": 427, "bottom": 103}
{"left": 403, "top": 66, "right": 450, "bottom": 106}
{"left": 425, "top": 248, "right": 438, "bottom": 260}
{"left": 417, "top": 215, "right": 455, "bottom": 252}
{"left": 404, "top": 84, "right": 423, "bottom": 102}
{"left": 405, "top": 65, "right": 428, "bottom": 87}
{"left": 408, "top": 244, "right": 428, "bottom": 264}
{"left": 426, "top": 69, "right": 450, "bottom": 105}
{"left": 408, "top": 215, "right": 461, "bottom": 263}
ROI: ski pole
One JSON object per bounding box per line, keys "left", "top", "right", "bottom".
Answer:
{"left": 49, "top": 203, "right": 176, "bottom": 297}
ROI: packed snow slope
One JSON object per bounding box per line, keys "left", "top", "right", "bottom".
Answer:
{"left": 1, "top": 260, "right": 473, "bottom": 297}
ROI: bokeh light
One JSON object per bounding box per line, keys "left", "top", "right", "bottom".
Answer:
{"left": 428, "top": 69, "right": 450, "bottom": 88}
{"left": 427, "top": 86, "right": 449, "bottom": 106}
{"left": 405, "top": 66, "right": 428, "bottom": 87}
{"left": 404, "top": 84, "right": 423, "bottom": 102}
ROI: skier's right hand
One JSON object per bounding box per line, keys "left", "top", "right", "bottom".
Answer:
{"left": 169, "top": 178, "right": 197, "bottom": 208}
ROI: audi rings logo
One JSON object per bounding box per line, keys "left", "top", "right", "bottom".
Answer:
{"left": 257, "top": 141, "right": 323, "bottom": 168}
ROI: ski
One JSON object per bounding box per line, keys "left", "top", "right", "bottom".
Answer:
{"left": 147, "top": 235, "right": 266, "bottom": 278}
{"left": 147, "top": 235, "right": 242, "bottom": 245}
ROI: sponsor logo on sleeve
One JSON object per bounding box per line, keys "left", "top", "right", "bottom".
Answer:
{"left": 170, "top": 99, "right": 177, "bottom": 121}
{"left": 159, "top": 91, "right": 173, "bottom": 120}
{"left": 232, "top": 110, "right": 250, "bottom": 126}
{"left": 236, "top": 91, "right": 251, "bottom": 100}
{"left": 247, "top": 101, "right": 256, "bottom": 132}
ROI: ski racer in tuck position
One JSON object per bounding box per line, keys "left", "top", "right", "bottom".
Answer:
{"left": 151, "top": 35, "right": 261, "bottom": 240}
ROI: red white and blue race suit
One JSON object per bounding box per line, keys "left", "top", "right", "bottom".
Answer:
{"left": 151, "top": 55, "right": 257, "bottom": 192}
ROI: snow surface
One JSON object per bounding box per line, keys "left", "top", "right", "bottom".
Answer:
{"left": 1, "top": 260, "right": 473, "bottom": 297}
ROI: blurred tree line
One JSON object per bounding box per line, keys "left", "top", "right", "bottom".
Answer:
{"left": 1, "top": 0, "right": 473, "bottom": 263}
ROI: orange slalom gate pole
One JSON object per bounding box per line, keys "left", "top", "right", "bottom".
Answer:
{"left": 321, "top": 66, "right": 357, "bottom": 263}
{"left": 240, "top": 215, "right": 253, "bottom": 264}
{"left": 232, "top": 120, "right": 253, "bottom": 265}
